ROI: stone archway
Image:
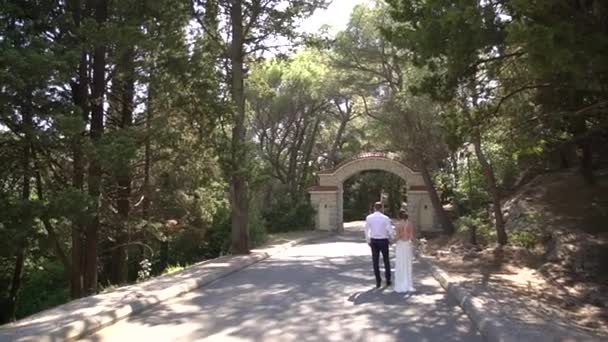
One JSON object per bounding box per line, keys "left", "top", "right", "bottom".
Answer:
{"left": 308, "top": 152, "right": 441, "bottom": 232}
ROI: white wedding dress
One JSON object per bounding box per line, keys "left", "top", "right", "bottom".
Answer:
{"left": 394, "top": 240, "right": 415, "bottom": 293}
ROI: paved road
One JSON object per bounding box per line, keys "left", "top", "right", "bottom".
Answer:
{"left": 82, "top": 228, "right": 481, "bottom": 342}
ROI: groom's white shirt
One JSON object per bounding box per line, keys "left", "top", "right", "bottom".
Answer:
{"left": 365, "top": 211, "right": 394, "bottom": 243}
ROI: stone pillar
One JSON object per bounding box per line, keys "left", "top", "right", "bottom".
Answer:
{"left": 432, "top": 191, "right": 443, "bottom": 231}
{"left": 308, "top": 186, "right": 339, "bottom": 231}
{"left": 327, "top": 190, "right": 339, "bottom": 231}
{"left": 407, "top": 191, "right": 422, "bottom": 229}
{"left": 337, "top": 185, "right": 344, "bottom": 232}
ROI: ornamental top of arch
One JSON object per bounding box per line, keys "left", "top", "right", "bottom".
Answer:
{"left": 318, "top": 151, "right": 418, "bottom": 175}
{"left": 314, "top": 151, "right": 425, "bottom": 188}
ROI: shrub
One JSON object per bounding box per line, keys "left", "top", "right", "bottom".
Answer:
{"left": 262, "top": 199, "right": 315, "bottom": 233}
{"left": 199, "top": 206, "right": 232, "bottom": 258}
{"left": 509, "top": 211, "right": 543, "bottom": 249}
{"left": 249, "top": 205, "right": 268, "bottom": 247}
{"left": 455, "top": 211, "right": 496, "bottom": 245}
{"left": 169, "top": 224, "right": 212, "bottom": 264}
{"left": 15, "top": 259, "right": 69, "bottom": 319}
{"left": 162, "top": 264, "right": 185, "bottom": 275}
{"left": 510, "top": 228, "right": 542, "bottom": 249}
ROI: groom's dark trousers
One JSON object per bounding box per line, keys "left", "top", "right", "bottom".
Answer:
{"left": 370, "top": 238, "right": 391, "bottom": 285}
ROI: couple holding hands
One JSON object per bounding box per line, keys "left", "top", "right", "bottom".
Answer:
{"left": 365, "top": 202, "right": 416, "bottom": 293}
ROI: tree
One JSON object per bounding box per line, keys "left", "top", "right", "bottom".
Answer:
{"left": 332, "top": 3, "right": 456, "bottom": 234}
{"left": 383, "top": 0, "right": 519, "bottom": 244}
{"left": 384, "top": 0, "right": 608, "bottom": 244}
{"left": 1, "top": 0, "right": 314, "bottom": 321}
{"left": 0, "top": 0, "right": 74, "bottom": 316}
{"left": 248, "top": 50, "right": 330, "bottom": 201}
{"left": 192, "top": 0, "right": 328, "bottom": 253}
{"left": 506, "top": 0, "right": 608, "bottom": 185}
{"left": 67, "top": 0, "right": 88, "bottom": 299}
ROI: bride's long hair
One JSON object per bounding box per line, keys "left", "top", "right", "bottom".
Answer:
{"left": 399, "top": 209, "right": 408, "bottom": 221}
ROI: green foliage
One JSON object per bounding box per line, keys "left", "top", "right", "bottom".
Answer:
{"left": 382, "top": 0, "right": 608, "bottom": 243}
{"left": 457, "top": 208, "right": 543, "bottom": 249}
{"left": 0, "top": 0, "right": 331, "bottom": 322}
{"left": 509, "top": 211, "right": 543, "bottom": 249}
{"left": 384, "top": 0, "right": 507, "bottom": 98}
{"left": 197, "top": 207, "right": 232, "bottom": 259}
{"left": 262, "top": 197, "right": 315, "bottom": 233}
{"left": 343, "top": 171, "right": 406, "bottom": 221}
{"left": 162, "top": 264, "right": 185, "bottom": 275}
{"left": 506, "top": 0, "right": 608, "bottom": 86}
{"left": 155, "top": 207, "right": 266, "bottom": 273}
{"left": 450, "top": 155, "right": 489, "bottom": 209}
{"left": 171, "top": 202, "right": 268, "bottom": 260}
{"left": 455, "top": 211, "right": 496, "bottom": 245}
{"left": 15, "top": 260, "right": 69, "bottom": 319}
{"left": 249, "top": 204, "right": 269, "bottom": 247}
{"left": 247, "top": 50, "right": 332, "bottom": 200}
{"left": 510, "top": 228, "right": 542, "bottom": 250}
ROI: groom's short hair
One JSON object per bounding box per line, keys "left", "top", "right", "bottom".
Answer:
{"left": 374, "top": 202, "right": 383, "bottom": 211}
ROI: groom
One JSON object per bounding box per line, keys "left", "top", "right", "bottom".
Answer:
{"left": 365, "top": 202, "right": 394, "bottom": 288}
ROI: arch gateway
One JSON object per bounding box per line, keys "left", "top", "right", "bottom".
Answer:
{"left": 308, "top": 152, "right": 441, "bottom": 232}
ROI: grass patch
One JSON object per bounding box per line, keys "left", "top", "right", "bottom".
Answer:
{"left": 162, "top": 264, "right": 186, "bottom": 275}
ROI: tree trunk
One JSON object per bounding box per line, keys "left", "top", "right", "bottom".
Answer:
{"left": 70, "top": 52, "right": 87, "bottom": 298}
{"left": 6, "top": 251, "right": 25, "bottom": 321}
{"left": 34, "top": 167, "right": 71, "bottom": 271}
{"left": 6, "top": 94, "right": 34, "bottom": 320}
{"left": 142, "top": 71, "right": 154, "bottom": 266}
{"left": 110, "top": 46, "right": 135, "bottom": 285}
{"left": 578, "top": 140, "right": 594, "bottom": 184}
{"left": 559, "top": 147, "right": 570, "bottom": 169}
{"left": 418, "top": 158, "right": 455, "bottom": 234}
{"left": 287, "top": 119, "right": 307, "bottom": 201}
{"left": 143, "top": 134, "right": 151, "bottom": 219}
{"left": 159, "top": 241, "right": 169, "bottom": 272}
{"left": 229, "top": 0, "right": 249, "bottom": 254}
{"left": 298, "top": 117, "right": 321, "bottom": 193}
{"left": 84, "top": 0, "right": 108, "bottom": 295}
{"left": 71, "top": 128, "right": 85, "bottom": 298}
{"left": 573, "top": 117, "right": 595, "bottom": 184}
{"left": 328, "top": 117, "right": 348, "bottom": 167}
{"left": 69, "top": 0, "right": 88, "bottom": 299}
{"left": 143, "top": 80, "right": 154, "bottom": 220}
{"left": 471, "top": 129, "right": 508, "bottom": 245}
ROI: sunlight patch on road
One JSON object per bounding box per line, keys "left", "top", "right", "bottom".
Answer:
{"left": 409, "top": 293, "right": 445, "bottom": 305}
{"left": 270, "top": 288, "right": 292, "bottom": 295}
{"left": 419, "top": 276, "right": 439, "bottom": 286}
{"left": 203, "top": 327, "right": 249, "bottom": 341}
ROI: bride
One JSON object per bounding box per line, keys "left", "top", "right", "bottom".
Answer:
{"left": 394, "top": 209, "right": 416, "bottom": 293}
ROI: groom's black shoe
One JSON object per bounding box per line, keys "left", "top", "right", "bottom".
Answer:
{"left": 386, "top": 281, "right": 392, "bottom": 287}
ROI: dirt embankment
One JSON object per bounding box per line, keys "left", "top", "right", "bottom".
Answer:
{"left": 426, "top": 168, "right": 608, "bottom": 334}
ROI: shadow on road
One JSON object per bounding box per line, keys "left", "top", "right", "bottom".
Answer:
{"left": 81, "top": 232, "right": 482, "bottom": 342}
